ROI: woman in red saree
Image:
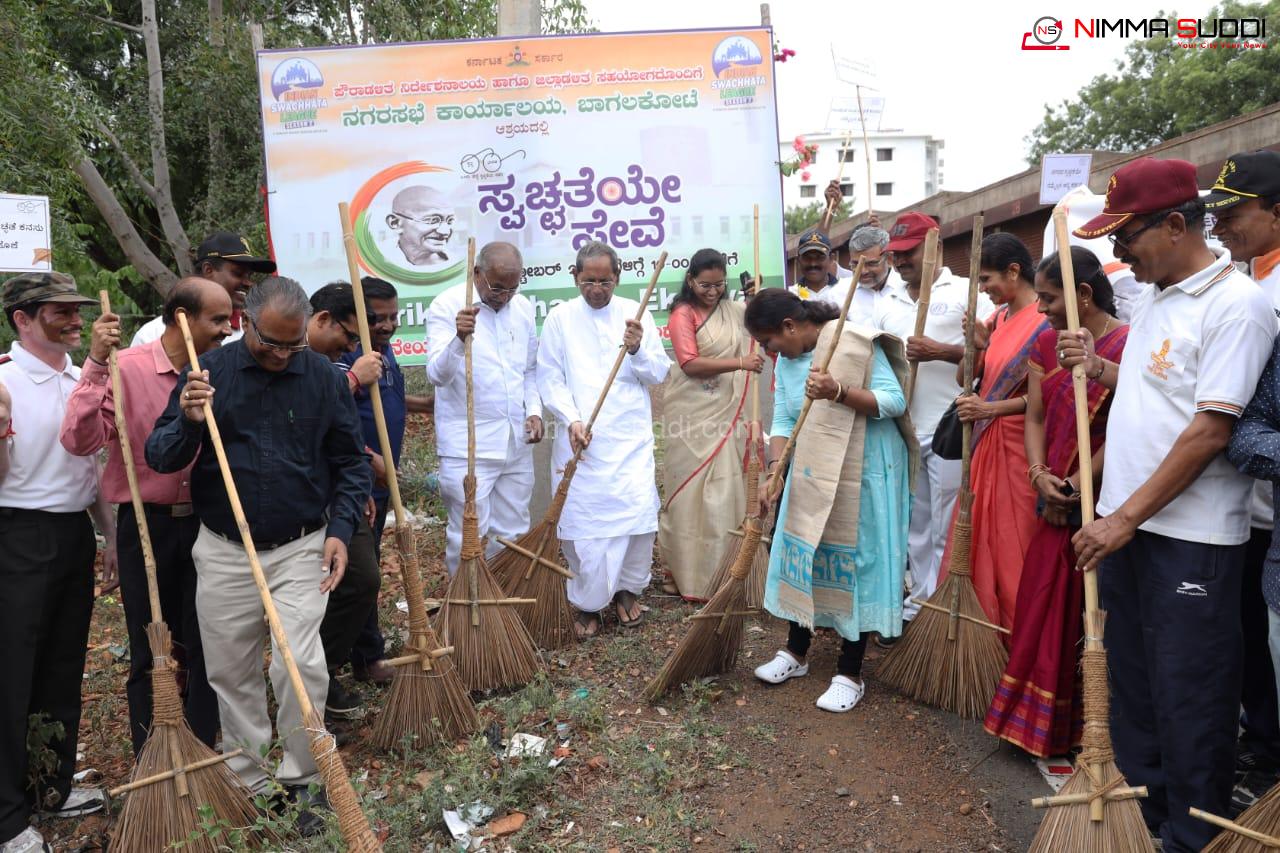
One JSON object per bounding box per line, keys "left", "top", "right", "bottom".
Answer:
{"left": 985, "top": 246, "right": 1127, "bottom": 758}
{"left": 946, "top": 234, "right": 1048, "bottom": 633}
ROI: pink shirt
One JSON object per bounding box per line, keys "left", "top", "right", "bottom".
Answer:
{"left": 60, "top": 339, "right": 194, "bottom": 505}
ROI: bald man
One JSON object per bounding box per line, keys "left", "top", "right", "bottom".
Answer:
{"left": 61, "top": 277, "right": 233, "bottom": 755}
{"left": 386, "top": 186, "right": 456, "bottom": 266}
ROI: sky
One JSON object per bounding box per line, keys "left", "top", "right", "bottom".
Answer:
{"left": 585, "top": 0, "right": 1221, "bottom": 192}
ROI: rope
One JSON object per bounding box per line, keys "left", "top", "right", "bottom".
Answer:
{"left": 547, "top": 458, "right": 577, "bottom": 519}
{"left": 730, "top": 523, "right": 763, "bottom": 580}
{"left": 1078, "top": 645, "right": 1115, "bottom": 763}
{"left": 307, "top": 721, "right": 367, "bottom": 842}
{"left": 149, "top": 656, "right": 185, "bottom": 725}
{"left": 461, "top": 473, "right": 483, "bottom": 560}
{"left": 946, "top": 520, "right": 973, "bottom": 578}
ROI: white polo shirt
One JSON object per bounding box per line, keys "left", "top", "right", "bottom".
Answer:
{"left": 872, "top": 267, "right": 996, "bottom": 436}
{"left": 0, "top": 343, "right": 98, "bottom": 512}
{"left": 1098, "top": 249, "right": 1275, "bottom": 545}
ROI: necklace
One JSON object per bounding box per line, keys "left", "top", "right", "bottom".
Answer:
{"left": 1092, "top": 316, "right": 1113, "bottom": 340}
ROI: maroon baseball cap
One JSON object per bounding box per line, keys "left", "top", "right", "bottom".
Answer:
{"left": 886, "top": 212, "right": 940, "bottom": 252}
{"left": 1074, "top": 158, "right": 1200, "bottom": 239}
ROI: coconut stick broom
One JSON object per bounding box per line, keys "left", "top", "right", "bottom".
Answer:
{"left": 336, "top": 203, "right": 478, "bottom": 751}
{"left": 1195, "top": 804, "right": 1280, "bottom": 851}
{"left": 490, "top": 252, "right": 669, "bottom": 648}
{"left": 1029, "top": 209, "right": 1151, "bottom": 851}
{"left": 101, "top": 294, "right": 259, "bottom": 853}
{"left": 174, "top": 312, "right": 381, "bottom": 852}
{"left": 905, "top": 227, "right": 940, "bottom": 404}
{"left": 433, "top": 240, "right": 542, "bottom": 692}
{"left": 702, "top": 205, "right": 769, "bottom": 607}
{"left": 645, "top": 258, "right": 867, "bottom": 699}
{"left": 875, "top": 214, "right": 1011, "bottom": 720}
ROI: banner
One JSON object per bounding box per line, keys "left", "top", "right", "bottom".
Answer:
{"left": 0, "top": 193, "right": 53, "bottom": 274}
{"left": 256, "top": 28, "right": 785, "bottom": 364}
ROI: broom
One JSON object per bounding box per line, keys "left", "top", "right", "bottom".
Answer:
{"left": 905, "top": 227, "right": 940, "bottom": 404}
{"left": 174, "top": 312, "right": 381, "bottom": 851}
{"left": 101, "top": 294, "right": 259, "bottom": 853}
{"left": 433, "top": 242, "right": 542, "bottom": 692}
{"left": 645, "top": 258, "right": 867, "bottom": 700}
{"left": 490, "top": 252, "right": 669, "bottom": 648}
{"left": 1028, "top": 209, "right": 1151, "bottom": 851}
{"left": 702, "top": 205, "right": 769, "bottom": 607}
{"left": 336, "top": 203, "right": 478, "bottom": 751}
{"left": 1195, "top": 805, "right": 1280, "bottom": 850}
{"left": 874, "top": 214, "right": 1011, "bottom": 720}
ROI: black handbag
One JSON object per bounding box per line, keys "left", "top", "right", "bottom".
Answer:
{"left": 931, "top": 399, "right": 964, "bottom": 460}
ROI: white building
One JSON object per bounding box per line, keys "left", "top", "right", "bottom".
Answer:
{"left": 779, "top": 130, "right": 944, "bottom": 214}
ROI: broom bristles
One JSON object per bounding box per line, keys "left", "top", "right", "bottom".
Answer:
{"left": 702, "top": 517, "right": 771, "bottom": 608}
{"left": 434, "top": 555, "right": 542, "bottom": 692}
{"left": 371, "top": 633, "right": 478, "bottom": 750}
{"left": 1202, "top": 783, "right": 1280, "bottom": 852}
{"left": 503, "top": 525, "right": 576, "bottom": 651}
{"left": 1028, "top": 758, "right": 1154, "bottom": 853}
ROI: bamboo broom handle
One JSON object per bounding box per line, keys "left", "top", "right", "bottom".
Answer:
{"left": 1189, "top": 808, "right": 1280, "bottom": 846}
{"left": 959, "top": 215, "right": 984, "bottom": 493}
{"left": 760, "top": 256, "right": 866, "bottom": 499}
{"left": 820, "top": 130, "right": 855, "bottom": 231}
{"left": 99, "top": 293, "right": 163, "bottom": 624}
{"left": 338, "top": 202, "right": 406, "bottom": 527}
{"left": 856, "top": 84, "right": 874, "bottom": 217}
{"left": 464, "top": 239, "right": 477, "bottom": 480}
{"left": 906, "top": 228, "right": 940, "bottom": 404}
{"left": 745, "top": 206, "right": 763, "bottom": 516}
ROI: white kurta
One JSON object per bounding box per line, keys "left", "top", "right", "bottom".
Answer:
{"left": 537, "top": 295, "right": 670, "bottom": 610}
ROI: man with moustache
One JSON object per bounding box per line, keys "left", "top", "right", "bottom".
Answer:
{"left": 61, "top": 278, "right": 233, "bottom": 757}
{"left": 843, "top": 223, "right": 902, "bottom": 323}
{"left": 1061, "top": 158, "right": 1275, "bottom": 852}
{"left": 386, "top": 186, "right": 456, "bottom": 267}
{"left": 791, "top": 229, "right": 844, "bottom": 305}
{"left": 131, "top": 232, "right": 276, "bottom": 346}
{"left": 0, "top": 273, "right": 119, "bottom": 853}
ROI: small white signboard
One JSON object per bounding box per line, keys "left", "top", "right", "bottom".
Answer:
{"left": 1039, "top": 154, "right": 1093, "bottom": 206}
{"left": 826, "top": 96, "right": 886, "bottom": 131}
{"left": 0, "top": 193, "right": 53, "bottom": 273}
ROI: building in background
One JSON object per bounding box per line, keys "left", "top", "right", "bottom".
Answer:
{"left": 778, "top": 129, "right": 945, "bottom": 213}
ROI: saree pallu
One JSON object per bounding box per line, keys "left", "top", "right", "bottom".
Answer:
{"left": 940, "top": 303, "right": 1048, "bottom": 633}
{"left": 984, "top": 325, "right": 1129, "bottom": 757}
{"left": 659, "top": 300, "right": 752, "bottom": 600}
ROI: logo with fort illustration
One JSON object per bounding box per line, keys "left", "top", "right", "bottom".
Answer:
{"left": 710, "top": 36, "right": 765, "bottom": 108}
{"left": 269, "top": 58, "right": 328, "bottom": 130}
{"left": 507, "top": 44, "right": 531, "bottom": 67}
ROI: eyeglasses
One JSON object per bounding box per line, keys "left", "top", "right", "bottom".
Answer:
{"left": 478, "top": 271, "right": 520, "bottom": 295}
{"left": 692, "top": 279, "right": 727, "bottom": 291}
{"left": 578, "top": 279, "right": 617, "bottom": 289}
{"left": 1108, "top": 211, "right": 1171, "bottom": 252}
{"left": 337, "top": 320, "right": 361, "bottom": 345}
{"left": 248, "top": 318, "right": 308, "bottom": 353}
{"left": 392, "top": 211, "right": 455, "bottom": 229}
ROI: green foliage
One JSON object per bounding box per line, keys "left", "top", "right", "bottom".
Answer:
{"left": 784, "top": 199, "right": 851, "bottom": 234}
{"left": 1027, "top": 1, "right": 1280, "bottom": 160}
{"left": 26, "top": 713, "right": 66, "bottom": 805}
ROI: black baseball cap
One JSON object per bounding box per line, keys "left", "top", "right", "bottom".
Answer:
{"left": 1204, "top": 150, "right": 1280, "bottom": 211}
{"left": 195, "top": 232, "right": 277, "bottom": 273}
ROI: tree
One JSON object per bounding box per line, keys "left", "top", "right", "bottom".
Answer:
{"left": 784, "top": 200, "right": 852, "bottom": 234}
{"left": 0, "top": 0, "right": 593, "bottom": 310}
{"left": 1026, "top": 1, "right": 1280, "bottom": 162}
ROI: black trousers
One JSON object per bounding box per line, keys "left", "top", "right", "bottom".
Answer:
{"left": 786, "top": 622, "right": 867, "bottom": 678}
{"left": 350, "top": 497, "right": 389, "bottom": 669}
{"left": 1241, "top": 526, "right": 1280, "bottom": 767}
{"left": 1101, "top": 530, "right": 1244, "bottom": 853}
{"left": 0, "top": 509, "right": 95, "bottom": 842}
{"left": 320, "top": 516, "right": 380, "bottom": 672}
{"left": 115, "top": 503, "right": 218, "bottom": 755}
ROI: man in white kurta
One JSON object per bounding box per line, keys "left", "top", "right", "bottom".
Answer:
{"left": 426, "top": 242, "right": 542, "bottom": 575}
{"left": 537, "top": 243, "right": 671, "bottom": 629}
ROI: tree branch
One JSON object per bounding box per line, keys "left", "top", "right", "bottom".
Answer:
{"left": 140, "top": 0, "right": 193, "bottom": 275}
{"left": 90, "top": 14, "right": 142, "bottom": 34}
{"left": 93, "top": 119, "right": 160, "bottom": 204}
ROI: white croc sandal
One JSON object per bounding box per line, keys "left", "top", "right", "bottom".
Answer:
{"left": 815, "top": 675, "right": 865, "bottom": 712}
{"left": 754, "top": 650, "right": 809, "bottom": 684}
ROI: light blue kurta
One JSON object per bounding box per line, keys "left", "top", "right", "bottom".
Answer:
{"left": 764, "top": 342, "right": 912, "bottom": 640}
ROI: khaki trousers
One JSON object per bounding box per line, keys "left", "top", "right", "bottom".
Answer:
{"left": 192, "top": 525, "right": 328, "bottom": 793}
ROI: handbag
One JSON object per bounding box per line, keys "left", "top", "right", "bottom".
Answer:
{"left": 931, "top": 398, "right": 964, "bottom": 460}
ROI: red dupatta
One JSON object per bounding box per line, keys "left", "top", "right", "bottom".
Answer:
{"left": 1034, "top": 324, "right": 1129, "bottom": 479}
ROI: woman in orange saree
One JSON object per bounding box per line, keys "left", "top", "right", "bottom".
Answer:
{"left": 944, "top": 233, "right": 1048, "bottom": 634}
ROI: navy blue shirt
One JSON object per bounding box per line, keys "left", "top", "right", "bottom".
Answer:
{"left": 1228, "top": 333, "right": 1280, "bottom": 614}
{"left": 341, "top": 345, "right": 405, "bottom": 503}
{"left": 146, "top": 339, "right": 371, "bottom": 545}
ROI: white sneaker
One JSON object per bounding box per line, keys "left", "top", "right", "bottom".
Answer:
{"left": 43, "top": 786, "right": 105, "bottom": 818}
{"left": 815, "top": 675, "right": 865, "bottom": 712}
{"left": 754, "top": 650, "right": 809, "bottom": 684}
{"left": 1, "top": 827, "right": 50, "bottom": 853}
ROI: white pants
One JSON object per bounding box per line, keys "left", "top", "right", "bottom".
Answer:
{"left": 192, "top": 525, "right": 328, "bottom": 793}
{"left": 904, "top": 437, "right": 961, "bottom": 620}
{"left": 563, "top": 532, "right": 654, "bottom": 613}
{"left": 439, "top": 431, "right": 534, "bottom": 576}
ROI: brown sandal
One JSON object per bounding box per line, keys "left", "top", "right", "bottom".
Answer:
{"left": 574, "top": 610, "right": 601, "bottom": 640}
{"left": 614, "top": 591, "right": 644, "bottom": 629}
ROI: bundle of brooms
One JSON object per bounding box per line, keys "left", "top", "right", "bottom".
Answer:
{"left": 702, "top": 206, "right": 769, "bottom": 607}
{"left": 1027, "top": 209, "right": 1151, "bottom": 851}
{"left": 337, "top": 203, "right": 478, "bottom": 751}
{"left": 100, "top": 294, "right": 260, "bottom": 853}
{"left": 875, "top": 215, "right": 1011, "bottom": 721}
{"left": 644, "top": 257, "right": 866, "bottom": 700}
{"left": 175, "top": 312, "right": 381, "bottom": 851}
{"left": 433, "top": 241, "right": 542, "bottom": 692}
{"left": 490, "top": 252, "right": 669, "bottom": 648}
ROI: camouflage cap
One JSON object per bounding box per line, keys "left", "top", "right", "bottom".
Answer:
{"left": 2, "top": 271, "right": 96, "bottom": 313}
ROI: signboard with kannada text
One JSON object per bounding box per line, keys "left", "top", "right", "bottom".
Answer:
{"left": 0, "top": 193, "right": 53, "bottom": 274}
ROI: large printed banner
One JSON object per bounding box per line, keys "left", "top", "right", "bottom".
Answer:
{"left": 256, "top": 28, "right": 785, "bottom": 364}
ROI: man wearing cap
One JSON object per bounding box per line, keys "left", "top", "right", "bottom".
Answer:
{"left": 60, "top": 277, "right": 232, "bottom": 760}
{"left": 131, "top": 232, "right": 277, "bottom": 348}
{"left": 876, "top": 211, "right": 995, "bottom": 623}
{"left": 1210, "top": 149, "right": 1280, "bottom": 812}
{"left": 1061, "top": 157, "right": 1275, "bottom": 852}
{"left": 791, "top": 228, "right": 851, "bottom": 309}
{"left": 0, "top": 273, "right": 119, "bottom": 853}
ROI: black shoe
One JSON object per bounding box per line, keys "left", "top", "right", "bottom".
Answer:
{"left": 325, "top": 678, "right": 363, "bottom": 720}
{"left": 285, "top": 785, "right": 331, "bottom": 838}
{"left": 1237, "top": 744, "right": 1280, "bottom": 775}
{"left": 872, "top": 633, "right": 899, "bottom": 650}
{"left": 1231, "top": 769, "right": 1280, "bottom": 817}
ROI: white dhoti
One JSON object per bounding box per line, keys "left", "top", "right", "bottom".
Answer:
{"left": 563, "top": 532, "right": 655, "bottom": 613}
{"left": 439, "top": 429, "right": 534, "bottom": 576}
{"left": 904, "top": 436, "right": 961, "bottom": 619}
